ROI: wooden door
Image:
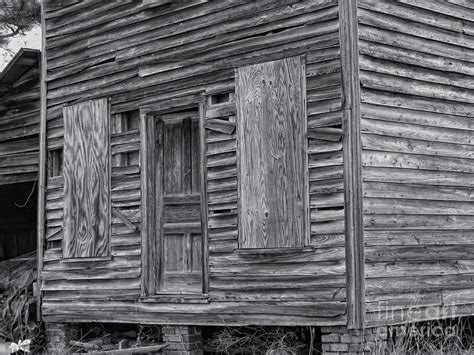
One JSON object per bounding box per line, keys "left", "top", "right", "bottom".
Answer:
{"left": 156, "top": 112, "right": 202, "bottom": 293}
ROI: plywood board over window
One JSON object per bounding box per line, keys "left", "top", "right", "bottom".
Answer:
{"left": 63, "top": 99, "right": 110, "bottom": 258}
{"left": 236, "top": 56, "right": 308, "bottom": 249}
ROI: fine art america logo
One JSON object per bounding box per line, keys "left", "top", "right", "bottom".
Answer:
{"left": 374, "top": 301, "right": 461, "bottom": 338}
{"left": 387, "top": 323, "right": 460, "bottom": 339}
{"left": 375, "top": 301, "right": 458, "bottom": 323}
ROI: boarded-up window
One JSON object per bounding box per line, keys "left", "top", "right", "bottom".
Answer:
{"left": 236, "top": 56, "right": 307, "bottom": 249}
{"left": 63, "top": 99, "right": 110, "bottom": 258}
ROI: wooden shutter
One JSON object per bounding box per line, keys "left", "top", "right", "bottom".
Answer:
{"left": 63, "top": 99, "right": 110, "bottom": 258}
{"left": 236, "top": 56, "right": 307, "bottom": 249}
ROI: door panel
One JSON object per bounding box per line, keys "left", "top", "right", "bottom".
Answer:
{"left": 157, "top": 112, "right": 203, "bottom": 293}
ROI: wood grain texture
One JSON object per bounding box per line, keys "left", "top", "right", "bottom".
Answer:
{"left": 199, "top": 98, "right": 210, "bottom": 295}
{"left": 39, "top": 0, "right": 474, "bottom": 329}
{"left": 157, "top": 110, "right": 203, "bottom": 293}
{"left": 140, "top": 109, "right": 156, "bottom": 296}
{"left": 42, "top": 0, "right": 348, "bottom": 327}
{"left": 338, "top": 0, "right": 365, "bottom": 329}
{"left": 63, "top": 99, "right": 110, "bottom": 258}
{"left": 358, "top": 0, "right": 474, "bottom": 326}
{"left": 236, "top": 56, "right": 307, "bottom": 249}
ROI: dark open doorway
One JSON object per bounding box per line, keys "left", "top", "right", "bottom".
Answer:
{"left": 0, "top": 181, "right": 37, "bottom": 261}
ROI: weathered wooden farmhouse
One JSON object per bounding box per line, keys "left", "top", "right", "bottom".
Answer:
{"left": 0, "top": 48, "right": 40, "bottom": 262}
{"left": 38, "top": 0, "right": 474, "bottom": 353}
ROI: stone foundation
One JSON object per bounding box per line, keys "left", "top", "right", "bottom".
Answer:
{"left": 45, "top": 322, "right": 79, "bottom": 354}
{"left": 321, "top": 325, "right": 388, "bottom": 354}
{"left": 161, "top": 325, "right": 204, "bottom": 355}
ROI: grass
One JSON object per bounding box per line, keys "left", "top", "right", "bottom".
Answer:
{"left": 386, "top": 317, "right": 474, "bottom": 355}
{"left": 206, "top": 326, "right": 309, "bottom": 354}
{"left": 205, "top": 320, "right": 473, "bottom": 354}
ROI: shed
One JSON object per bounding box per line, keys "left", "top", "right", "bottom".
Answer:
{"left": 0, "top": 48, "right": 40, "bottom": 261}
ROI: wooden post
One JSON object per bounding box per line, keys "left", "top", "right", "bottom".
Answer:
{"left": 199, "top": 95, "right": 209, "bottom": 295}
{"left": 140, "top": 109, "right": 156, "bottom": 296}
{"left": 36, "top": 1, "right": 48, "bottom": 321}
{"left": 339, "top": 0, "right": 366, "bottom": 329}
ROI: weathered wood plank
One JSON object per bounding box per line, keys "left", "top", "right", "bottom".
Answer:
{"left": 364, "top": 230, "right": 474, "bottom": 246}
{"left": 360, "top": 71, "right": 474, "bottom": 104}
{"left": 361, "top": 103, "right": 474, "bottom": 131}
{"left": 362, "top": 150, "right": 474, "bottom": 174}
{"left": 358, "top": 7, "right": 474, "bottom": 51}
{"left": 360, "top": 55, "right": 474, "bottom": 90}
{"left": 363, "top": 167, "right": 474, "bottom": 188}
{"left": 365, "top": 215, "right": 474, "bottom": 230}
{"left": 397, "top": 0, "right": 474, "bottom": 22}
{"left": 236, "top": 56, "right": 307, "bottom": 249}
{"left": 366, "top": 260, "right": 474, "bottom": 278}
{"left": 359, "top": 24, "right": 474, "bottom": 64}
{"left": 62, "top": 99, "right": 110, "bottom": 258}
{"left": 366, "top": 304, "right": 474, "bottom": 327}
{"left": 359, "top": 0, "right": 464, "bottom": 32}
{"left": 359, "top": 40, "right": 474, "bottom": 77}
{"left": 365, "top": 245, "right": 474, "bottom": 262}
{"left": 41, "top": 299, "right": 347, "bottom": 326}
{"left": 366, "top": 274, "right": 474, "bottom": 295}
{"left": 364, "top": 182, "right": 474, "bottom": 202}
{"left": 362, "top": 134, "right": 474, "bottom": 160}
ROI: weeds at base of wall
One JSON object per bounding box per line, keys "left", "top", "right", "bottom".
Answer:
{"left": 0, "top": 261, "right": 45, "bottom": 353}
{"left": 59, "top": 323, "right": 162, "bottom": 353}
{"left": 385, "top": 317, "right": 474, "bottom": 355}
{"left": 205, "top": 326, "right": 315, "bottom": 354}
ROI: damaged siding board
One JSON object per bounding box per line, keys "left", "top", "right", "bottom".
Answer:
{"left": 236, "top": 56, "right": 308, "bottom": 249}
{"left": 63, "top": 99, "right": 110, "bottom": 258}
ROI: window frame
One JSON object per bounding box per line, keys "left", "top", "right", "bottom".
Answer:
{"left": 47, "top": 148, "right": 63, "bottom": 178}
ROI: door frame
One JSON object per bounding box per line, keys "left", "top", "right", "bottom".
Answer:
{"left": 139, "top": 97, "right": 209, "bottom": 298}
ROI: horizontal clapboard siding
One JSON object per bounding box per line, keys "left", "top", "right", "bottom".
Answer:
{"left": 358, "top": 0, "right": 474, "bottom": 326}
{"left": 43, "top": 162, "right": 142, "bottom": 300}
{"left": 42, "top": 0, "right": 347, "bottom": 326}
{"left": 44, "top": 110, "right": 142, "bottom": 299}
{"left": 0, "top": 81, "right": 40, "bottom": 185}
